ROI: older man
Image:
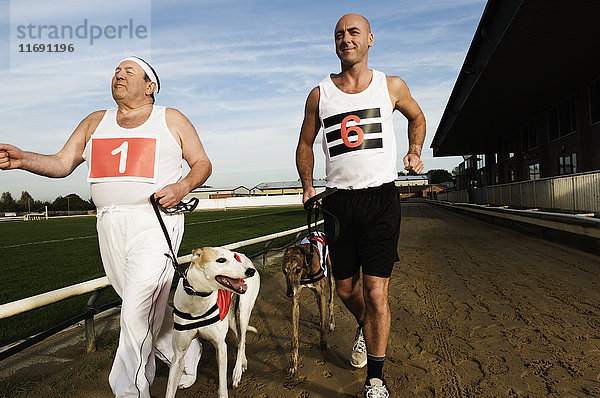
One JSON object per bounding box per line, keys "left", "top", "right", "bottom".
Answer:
{"left": 0, "top": 57, "right": 211, "bottom": 397}
{"left": 296, "top": 14, "right": 426, "bottom": 398}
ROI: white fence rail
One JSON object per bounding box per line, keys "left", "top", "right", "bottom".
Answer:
{"left": 184, "top": 194, "right": 304, "bottom": 210}
{"left": 438, "top": 170, "right": 600, "bottom": 214}
{"left": 0, "top": 221, "right": 321, "bottom": 321}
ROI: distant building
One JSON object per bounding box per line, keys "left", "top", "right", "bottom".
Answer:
{"left": 251, "top": 180, "right": 327, "bottom": 196}
{"left": 187, "top": 186, "right": 251, "bottom": 199}
{"left": 431, "top": 0, "right": 600, "bottom": 189}
{"left": 394, "top": 174, "right": 429, "bottom": 187}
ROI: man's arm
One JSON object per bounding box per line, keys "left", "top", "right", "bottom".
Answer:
{"left": 387, "top": 76, "right": 426, "bottom": 174}
{"left": 158, "top": 108, "right": 212, "bottom": 209}
{"left": 0, "top": 111, "right": 104, "bottom": 177}
{"left": 296, "top": 87, "right": 321, "bottom": 204}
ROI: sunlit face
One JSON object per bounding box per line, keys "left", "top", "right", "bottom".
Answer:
{"left": 334, "top": 14, "right": 373, "bottom": 66}
{"left": 111, "top": 60, "right": 153, "bottom": 101}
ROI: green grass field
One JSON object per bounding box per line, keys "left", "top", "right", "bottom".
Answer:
{"left": 0, "top": 206, "right": 308, "bottom": 346}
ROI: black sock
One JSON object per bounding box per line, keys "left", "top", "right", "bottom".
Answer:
{"left": 366, "top": 354, "right": 385, "bottom": 381}
{"left": 357, "top": 319, "right": 364, "bottom": 329}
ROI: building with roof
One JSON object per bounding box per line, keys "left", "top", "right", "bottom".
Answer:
{"left": 186, "top": 186, "right": 251, "bottom": 199}
{"left": 431, "top": 0, "right": 600, "bottom": 190}
{"left": 250, "top": 180, "right": 327, "bottom": 196}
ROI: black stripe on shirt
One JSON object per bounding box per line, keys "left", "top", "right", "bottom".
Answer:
{"left": 325, "top": 122, "right": 382, "bottom": 143}
{"left": 323, "top": 108, "right": 381, "bottom": 129}
{"left": 329, "top": 138, "right": 383, "bottom": 158}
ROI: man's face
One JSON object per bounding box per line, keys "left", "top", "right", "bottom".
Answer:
{"left": 334, "top": 14, "right": 373, "bottom": 66}
{"left": 111, "top": 60, "right": 152, "bottom": 102}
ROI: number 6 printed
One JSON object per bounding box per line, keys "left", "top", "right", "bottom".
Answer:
{"left": 341, "top": 114, "right": 364, "bottom": 148}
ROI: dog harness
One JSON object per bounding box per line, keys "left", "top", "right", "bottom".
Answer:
{"left": 173, "top": 289, "right": 233, "bottom": 330}
{"left": 300, "top": 232, "right": 328, "bottom": 285}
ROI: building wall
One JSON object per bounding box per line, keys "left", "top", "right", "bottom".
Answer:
{"left": 474, "top": 76, "right": 600, "bottom": 186}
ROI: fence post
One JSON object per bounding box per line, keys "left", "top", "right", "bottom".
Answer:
{"left": 85, "top": 289, "right": 103, "bottom": 354}
{"left": 262, "top": 239, "right": 274, "bottom": 267}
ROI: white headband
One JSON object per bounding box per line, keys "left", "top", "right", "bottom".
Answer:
{"left": 119, "top": 56, "right": 160, "bottom": 95}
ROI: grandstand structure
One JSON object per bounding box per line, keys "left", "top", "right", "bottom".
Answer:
{"left": 432, "top": 0, "right": 600, "bottom": 200}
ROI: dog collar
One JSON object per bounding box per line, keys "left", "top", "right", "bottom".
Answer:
{"left": 183, "top": 278, "right": 212, "bottom": 296}
{"left": 300, "top": 268, "right": 326, "bottom": 285}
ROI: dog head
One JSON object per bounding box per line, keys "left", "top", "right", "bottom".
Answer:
{"left": 282, "top": 244, "right": 313, "bottom": 298}
{"left": 186, "top": 247, "right": 257, "bottom": 294}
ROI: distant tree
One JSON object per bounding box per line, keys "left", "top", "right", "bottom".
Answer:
{"left": 16, "top": 191, "right": 35, "bottom": 212}
{"left": 52, "top": 193, "right": 95, "bottom": 212}
{"left": 0, "top": 192, "right": 18, "bottom": 212}
{"left": 428, "top": 169, "right": 453, "bottom": 184}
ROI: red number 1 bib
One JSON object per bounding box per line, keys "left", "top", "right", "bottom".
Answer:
{"left": 87, "top": 136, "right": 159, "bottom": 183}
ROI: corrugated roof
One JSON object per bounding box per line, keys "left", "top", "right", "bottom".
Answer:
{"left": 191, "top": 185, "right": 250, "bottom": 193}
{"left": 252, "top": 180, "right": 327, "bottom": 190}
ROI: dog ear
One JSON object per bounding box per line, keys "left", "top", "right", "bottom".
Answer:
{"left": 235, "top": 252, "right": 253, "bottom": 267}
{"left": 298, "top": 244, "right": 311, "bottom": 257}
{"left": 191, "top": 248, "right": 203, "bottom": 261}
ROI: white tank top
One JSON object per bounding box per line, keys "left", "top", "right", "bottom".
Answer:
{"left": 83, "top": 106, "right": 183, "bottom": 207}
{"left": 318, "top": 70, "right": 397, "bottom": 189}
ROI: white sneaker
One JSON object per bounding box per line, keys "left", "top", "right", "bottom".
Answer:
{"left": 178, "top": 340, "right": 203, "bottom": 389}
{"left": 350, "top": 326, "right": 367, "bottom": 368}
{"left": 364, "top": 378, "right": 389, "bottom": 398}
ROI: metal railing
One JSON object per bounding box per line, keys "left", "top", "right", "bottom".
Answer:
{"left": 0, "top": 221, "right": 322, "bottom": 360}
{"left": 437, "top": 170, "right": 600, "bottom": 214}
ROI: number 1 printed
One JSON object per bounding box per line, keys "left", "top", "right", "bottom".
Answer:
{"left": 111, "top": 141, "right": 129, "bottom": 173}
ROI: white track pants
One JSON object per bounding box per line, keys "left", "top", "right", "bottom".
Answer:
{"left": 97, "top": 205, "right": 201, "bottom": 398}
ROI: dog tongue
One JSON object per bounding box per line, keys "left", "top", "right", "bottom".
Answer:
{"left": 231, "top": 278, "right": 247, "bottom": 292}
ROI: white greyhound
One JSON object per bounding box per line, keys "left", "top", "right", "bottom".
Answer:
{"left": 165, "top": 247, "right": 260, "bottom": 398}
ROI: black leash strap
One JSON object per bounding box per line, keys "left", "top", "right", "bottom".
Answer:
{"left": 149, "top": 195, "right": 183, "bottom": 275}
{"left": 304, "top": 188, "right": 340, "bottom": 241}
{"left": 303, "top": 188, "right": 340, "bottom": 285}
{"left": 149, "top": 194, "right": 211, "bottom": 297}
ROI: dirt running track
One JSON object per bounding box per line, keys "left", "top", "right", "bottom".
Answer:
{"left": 3, "top": 202, "right": 600, "bottom": 397}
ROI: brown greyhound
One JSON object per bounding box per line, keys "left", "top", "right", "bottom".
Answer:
{"left": 282, "top": 234, "right": 335, "bottom": 375}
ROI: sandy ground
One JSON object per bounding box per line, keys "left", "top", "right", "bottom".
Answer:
{"left": 2, "top": 202, "right": 600, "bottom": 397}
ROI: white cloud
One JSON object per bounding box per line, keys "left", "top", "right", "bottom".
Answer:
{"left": 0, "top": 0, "right": 487, "bottom": 201}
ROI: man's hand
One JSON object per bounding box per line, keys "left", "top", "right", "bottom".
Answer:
{"left": 403, "top": 153, "right": 424, "bottom": 174}
{"left": 154, "top": 182, "right": 188, "bottom": 209}
{"left": 0, "top": 144, "right": 25, "bottom": 170}
{"left": 302, "top": 186, "right": 316, "bottom": 206}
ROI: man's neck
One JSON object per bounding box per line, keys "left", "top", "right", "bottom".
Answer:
{"left": 333, "top": 63, "right": 372, "bottom": 94}
{"left": 116, "top": 100, "right": 153, "bottom": 115}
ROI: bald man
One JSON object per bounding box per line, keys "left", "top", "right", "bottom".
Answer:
{"left": 0, "top": 57, "right": 211, "bottom": 397}
{"left": 296, "top": 14, "right": 426, "bottom": 397}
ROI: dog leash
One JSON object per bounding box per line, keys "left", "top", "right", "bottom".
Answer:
{"left": 304, "top": 188, "right": 340, "bottom": 276}
{"left": 149, "top": 194, "right": 210, "bottom": 297}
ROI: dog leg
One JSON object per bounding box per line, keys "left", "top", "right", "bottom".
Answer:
{"left": 233, "top": 276, "right": 259, "bottom": 387}
{"left": 288, "top": 295, "right": 300, "bottom": 375}
{"left": 165, "top": 331, "right": 196, "bottom": 398}
{"left": 328, "top": 277, "right": 335, "bottom": 331}
{"left": 312, "top": 286, "right": 328, "bottom": 350}
{"left": 213, "top": 339, "right": 229, "bottom": 398}
{"left": 232, "top": 307, "right": 247, "bottom": 387}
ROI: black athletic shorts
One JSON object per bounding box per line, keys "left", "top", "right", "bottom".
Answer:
{"left": 322, "top": 181, "right": 401, "bottom": 280}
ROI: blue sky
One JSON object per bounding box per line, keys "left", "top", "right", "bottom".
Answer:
{"left": 0, "top": 0, "right": 486, "bottom": 201}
